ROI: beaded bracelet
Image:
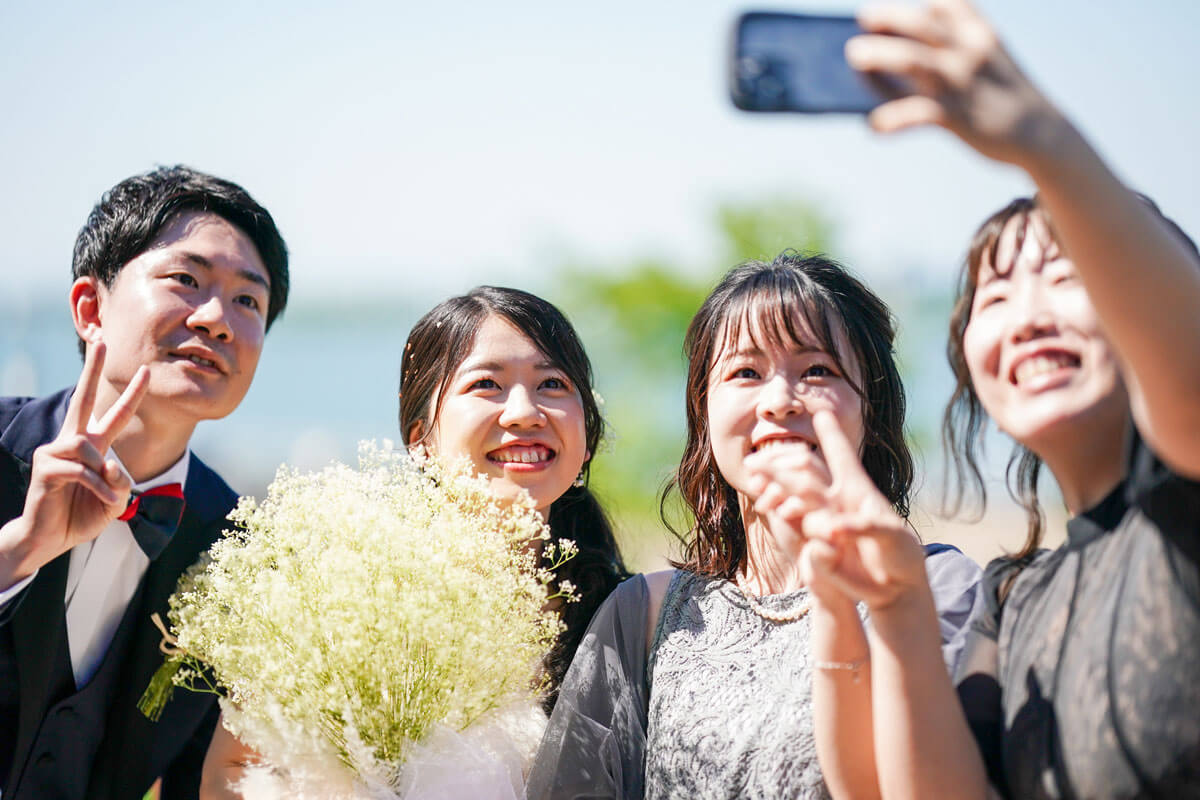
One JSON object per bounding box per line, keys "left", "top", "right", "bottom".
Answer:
{"left": 813, "top": 657, "right": 868, "bottom": 682}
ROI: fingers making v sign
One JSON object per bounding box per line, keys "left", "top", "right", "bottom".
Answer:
{"left": 0, "top": 342, "right": 150, "bottom": 586}
{"left": 750, "top": 410, "right": 927, "bottom": 612}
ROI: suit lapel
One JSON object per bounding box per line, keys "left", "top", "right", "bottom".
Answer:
{"left": 129, "top": 502, "right": 213, "bottom": 674}
{"left": 90, "top": 456, "right": 233, "bottom": 795}
{"left": 0, "top": 389, "right": 71, "bottom": 463}
{"left": 9, "top": 552, "right": 72, "bottom": 777}
{"left": 115, "top": 456, "right": 230, "bottom": 723}
{"left": 5, "top": 389, "right": 75, "bottom": 767}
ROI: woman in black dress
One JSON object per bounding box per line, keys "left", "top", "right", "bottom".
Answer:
{"left": 749, "top": 1, "right": 1200, "bottom": 797}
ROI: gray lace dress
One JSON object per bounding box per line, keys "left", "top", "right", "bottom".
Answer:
{"left": 526, "top": 545, "right": 981, "bottom": 800}
{"left": 644, "top": 571, "right": 830, "bottom": 799}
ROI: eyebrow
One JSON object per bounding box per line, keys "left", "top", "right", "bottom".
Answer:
{"left": 182, "top": 253, "right": 271, "bottom": 292}
{"left": 459, "top": 360, "right": 560, "bottom": 373}
{"left": 722, "top": 344, "right": 824, "bottom": 359}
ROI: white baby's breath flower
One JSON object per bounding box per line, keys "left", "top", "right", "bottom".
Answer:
{"left": 161, "top": 443, "right": 565, "bottom": 796}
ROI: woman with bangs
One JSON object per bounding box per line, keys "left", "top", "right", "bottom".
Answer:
{"left": 758, "top": 1, "right": 1200, "bottom": 798}
{"left": 526, "top": 253, "right": 981, "bottom": 799}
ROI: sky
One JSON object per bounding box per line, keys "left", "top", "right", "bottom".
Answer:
{"left": 2, "top": 0, "right": 1198, "bottom": 305}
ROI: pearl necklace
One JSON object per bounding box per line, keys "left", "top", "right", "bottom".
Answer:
{"left": 734, "top": 574, "right": 812, "bottom": 624}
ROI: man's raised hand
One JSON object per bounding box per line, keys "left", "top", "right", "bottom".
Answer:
{"left": 0, "top": 342, "right": 149, "bottom": 588}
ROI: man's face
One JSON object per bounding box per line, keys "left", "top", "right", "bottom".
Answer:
{"left": 84, "top": 211, "right": 271, "bottom": 428}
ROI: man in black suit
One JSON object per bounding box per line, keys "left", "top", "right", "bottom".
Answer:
{"left": 0, "top": 166, "right": 289, "bottom": 799}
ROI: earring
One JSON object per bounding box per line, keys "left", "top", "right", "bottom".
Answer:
{"left": 573, "top": 472, "right": 586, "bottom": 488}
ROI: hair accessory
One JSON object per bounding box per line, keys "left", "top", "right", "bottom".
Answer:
{"left": 734, "top": 573, "right": 811, "bottom": 623}
{"left": 813, "top": 657, "right": 868, "bottom": 682}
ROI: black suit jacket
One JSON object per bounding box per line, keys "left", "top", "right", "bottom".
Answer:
{"left": 0, "top": 389, "right": 236, "bottom": 799}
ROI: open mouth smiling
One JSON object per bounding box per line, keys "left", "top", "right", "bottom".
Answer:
{"left": 749, "top": 435, "right": 818, "bottom": 454}
{"left": 169, "top": 346, "right": 228, "bottom": 374}
{"left": 182, "top": 354, "right": 218, "bottom": 369}
{"left": 1009, "top": 349, "right": 1081, "bottom": 387}
{"left": 487, "top": 444, "right": 556, "bottom": 466}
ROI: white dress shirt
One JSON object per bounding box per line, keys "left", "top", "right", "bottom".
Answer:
{"left": 0, "top": 449, "right": 189, "bottom": 687}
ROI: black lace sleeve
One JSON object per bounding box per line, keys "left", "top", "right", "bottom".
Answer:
{"left": 953, "top": 555, "right": 1033, "bottom": 799}
{"left": 1127, "top": 431, "right": 1200, "bottom": 569}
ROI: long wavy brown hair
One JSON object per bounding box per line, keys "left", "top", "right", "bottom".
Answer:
{"left": 663, "top": 252, "right": 914, "bottom": 580}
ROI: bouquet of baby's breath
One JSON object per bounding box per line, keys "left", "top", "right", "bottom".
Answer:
{"left": 142, "top": 442, "right": 574, "bottom": 799}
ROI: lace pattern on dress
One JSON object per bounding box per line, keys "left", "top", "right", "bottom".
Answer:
{"left": 644, "top": 570, "right": 833, "bottom": 800}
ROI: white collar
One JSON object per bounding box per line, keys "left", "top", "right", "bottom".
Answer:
{"left": 105, "top": 447, "right": 191, "bottom": 494}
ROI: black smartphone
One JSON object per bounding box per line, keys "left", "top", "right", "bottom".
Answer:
{"left": 730, "top": 11, "right": 892, "bottom": 114}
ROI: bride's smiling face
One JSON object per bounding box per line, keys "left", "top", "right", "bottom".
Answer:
{"left": 426, "top": 314, "right": 589, "bottom": 515}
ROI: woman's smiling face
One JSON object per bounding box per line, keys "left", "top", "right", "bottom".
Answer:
{"left": 962, "top": 211, "right": 1127, "bottom": 450}
{"left": 426, "top": 314, "right": 589, "bottom": 515}
{"left": 705, "top": 309, "right": 865, "bottom": 502}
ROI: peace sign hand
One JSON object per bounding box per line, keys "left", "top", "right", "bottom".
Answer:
{"left": 847, "top": 0, "right": 1067, "bottom": 169}
{"left": 776, "top": 410, "right": 926, "bottom": 612}
{"left": 744, "top": 450, "right": 848, "bottom": 621}
{"left": 0, "top": 342, "right": 149, "bottom": 587}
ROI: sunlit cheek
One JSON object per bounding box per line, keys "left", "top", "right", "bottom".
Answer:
{"left": 842, "top": 402, "right": 866, "bottom": 451}
{"left": 705, "top": 415, "right": 742, "bottom": 488}
{"left": 425, "top": 409, "right": 476, "bottom": 469}
{"left": 1087, "top": 340, "right": 1125, "bottom": 400}
{"left": 961, "top": 321, "right": 1000, "bottom": 386}
{"left": 233, "top": 337, "right": 265, "bottom": 377}
{"left": 705, "top": 401, "right": 733, "bottom": 455}
{"left": 419, "top": 430, "right": 444, "bottom": 463}
{"left": 240, "top": 320, "right": 267, "bottom": 347}
{"left": 707, "top": 436, "right": 733, "bottom": 485}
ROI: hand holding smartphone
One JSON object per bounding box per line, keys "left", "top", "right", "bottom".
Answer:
{"left": 730, "top": 11, "right": 902, "bottom": 114}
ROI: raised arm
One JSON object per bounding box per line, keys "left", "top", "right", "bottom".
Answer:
{"left": 746, "top": 440, "right": 880, "bottom": 799}
{"left": 849, "top": 0, "right": 1200, "bottom": 476}
{"left": 753, "top": 411, "right": 988, "bottom": 800}
{"left": 1017, "top": 139, "right": 1200, "bottom": 476}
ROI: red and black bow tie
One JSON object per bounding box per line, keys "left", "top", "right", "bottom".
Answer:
{"left": 119, "top": 483, "right": 185, "bottom": 560}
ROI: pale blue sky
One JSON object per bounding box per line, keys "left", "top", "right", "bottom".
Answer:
{"left": 2, "top": 0, "right": 1198, "bottom": 303}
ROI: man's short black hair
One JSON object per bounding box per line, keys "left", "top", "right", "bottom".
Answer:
{"left": 72, "top": 165, "right": 290, "bottom": 329}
